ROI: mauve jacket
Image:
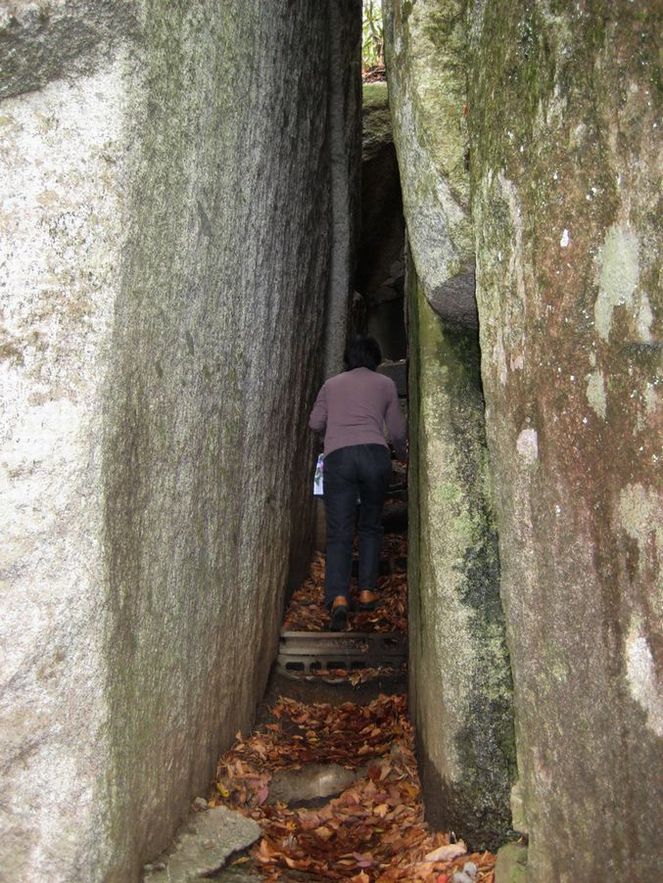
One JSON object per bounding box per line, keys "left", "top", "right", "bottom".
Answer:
{"left": 309, "top": 367, "right": 407, "bottom": 458}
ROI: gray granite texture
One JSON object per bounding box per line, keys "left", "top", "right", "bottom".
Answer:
{"left": 0, "top": 2, "right": 359, "bottom": 881}
{"left": 384, "top": 0, "right": 515, "bottom": 850}
{"left": 468, "top": 2, "right": 663, "bottom": 879}
{"left": 142, "top": 807, "right": 260, "bottom": 883}
{"left": 385, "top": 0, "right": 663, "bottom": 875}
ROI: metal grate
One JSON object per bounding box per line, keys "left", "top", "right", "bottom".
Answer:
{"left": 277, "top": 630, "right": 407, "bottom": 676}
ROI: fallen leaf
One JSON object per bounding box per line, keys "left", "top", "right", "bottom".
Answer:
{"left": 424, "top": 841, "right": 467, "bottom": 862}
{"left": 313, "top": 826, "right": 334, "bottom": 841}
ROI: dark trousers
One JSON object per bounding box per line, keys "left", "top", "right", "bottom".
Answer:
{"left": 323, "top": 444, "right": 392, "bottom": 608}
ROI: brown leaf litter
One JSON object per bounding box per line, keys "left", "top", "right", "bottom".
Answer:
{"left": 209, "top": 693, "right": 495, "bottom": 882}
{"left": 283, "top": 534, "right": 408, "bottom": 635}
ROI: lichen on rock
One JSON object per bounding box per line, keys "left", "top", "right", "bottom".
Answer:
{"left": 467, "top": 1, "right": 663, "bottom": 879}
{"left": 0, "top": 2, "right": 361, "bottom": 880}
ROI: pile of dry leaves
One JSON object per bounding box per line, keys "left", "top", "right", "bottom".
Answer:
{"left": 282, "top": 534, "right": 408, "bottom": 634}
{"left": 210, "top": 694, "right": 495, "bottom": 882}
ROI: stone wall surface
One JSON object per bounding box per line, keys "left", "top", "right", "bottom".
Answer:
{"left": 468, "top": 1, "right": 663, "bottom": 879}
{"left": 407, "top": 262, "right": 515, "bottom": 850}
{"left": 0, "top": 2, "right": 358, "bottom": 880}
{"left": 0, "top": 7, "right": 139, "bottom": 878}
{"left": 384, "top": 0, "right": 476, "bottom": 328}
{"left": 384, "top": 0, "right": 515, "bottom": 849}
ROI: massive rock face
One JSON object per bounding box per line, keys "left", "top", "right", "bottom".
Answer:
{"left": 468, "top": 2, "right": 663, "bottom": 879}
{"left": 0, "top": 2, "right": 359, "bottom": 880}
{"left": 407, "top": 264, "right": 516, "bottom": 849}
{"left": 384, "top": 0, "right": 515, "bottom": 849}
{"left": 386, "top": 0, "right": 662, "bottom": 873}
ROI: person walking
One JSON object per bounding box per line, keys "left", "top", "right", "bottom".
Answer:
{"left": 309, "top": 336, "right": 407, "bottom": 630}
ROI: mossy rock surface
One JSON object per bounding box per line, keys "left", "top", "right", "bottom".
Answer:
{"left": 407, "top": 263, "right": 515, "bottom": 851}
{"left": 495, "top": 842, "right": 527, "bottom": 883}
{"left": 468, "top": 1, "right": 663, "bottom": 879}
{"left": 362, "top": 81, "right": 393, "bottom": 160}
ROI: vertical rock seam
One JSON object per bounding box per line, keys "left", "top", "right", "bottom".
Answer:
{"left": 323, "top": 0, "right": 362, "bottom": 378}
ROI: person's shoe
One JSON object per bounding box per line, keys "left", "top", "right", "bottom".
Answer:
{"left": 330, "top": 595, "right": 349, "bottom": 631}
{"left": 358, "top": 589, "right": 378, "bottom": 612}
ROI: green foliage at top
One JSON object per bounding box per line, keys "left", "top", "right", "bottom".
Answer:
{"left": 363, "top": 0, "right": 384, "bottom": 75}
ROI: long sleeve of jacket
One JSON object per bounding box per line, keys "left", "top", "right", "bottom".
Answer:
{"left": 309, "top": 384, "right": 327, "bottom": 433}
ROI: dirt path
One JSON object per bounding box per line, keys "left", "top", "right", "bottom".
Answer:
{"left": 207, "top": 496, "right": 497, "bottom": 882}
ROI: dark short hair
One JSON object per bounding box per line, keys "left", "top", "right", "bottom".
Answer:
{"left": 344, "top": 336, "right": 382, "bottom": 371}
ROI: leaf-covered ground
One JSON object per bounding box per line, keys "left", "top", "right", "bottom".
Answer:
{"left": 210, "top": 694, "right": 495, "bottom": 882}
{"left": 205, "top": 506, "right": 496, "bottom": 881}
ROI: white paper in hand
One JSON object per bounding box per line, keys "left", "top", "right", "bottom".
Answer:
{"left": 313, "top": 454, "right": 324, "bottom": 496}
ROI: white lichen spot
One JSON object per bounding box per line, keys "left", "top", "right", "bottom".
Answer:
{"left": 589, "top": 351, "right": 597, "bottom": 368}
{"left": 626, "top": 619, "right": 663, "bottom": 738}
{"left": 571, "top": 122, "right": 586, "bottom": 147}
{"left": 516, "top": 428, "right": 538, "bottom": 464}
{"left": 636, "top": 292, "right": 653, "bottom": 342}
{"left": 586, "top": 370, "right": 607, "bottom": 419}
{"left": 511, "top": 353, "right": 524, "bottom": 371}
{"left": 495, "top": 332, "right": 508, "bottom": 386}
{"left": 560, "top": 228, "right": 570, "bottom": 248}
{"left": 644, "top": 383, "right": 658, "bottom": 415}
{"left": 619, "top": 485, "right": 663, "bottom": 617}
{"left": 594, "top": 224, "right": 640, "bottom": 342}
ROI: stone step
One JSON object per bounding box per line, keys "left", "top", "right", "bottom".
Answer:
{"left": 276, "top": 630, "right": 407, "bottom": 676}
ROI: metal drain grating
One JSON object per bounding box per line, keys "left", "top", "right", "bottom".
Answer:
{"left": 277, "top": 630, "right": 407, "bottom": 675}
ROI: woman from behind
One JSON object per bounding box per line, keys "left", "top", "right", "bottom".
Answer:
{"left": 309, "top": 336, "right": 407, "bottom": 630}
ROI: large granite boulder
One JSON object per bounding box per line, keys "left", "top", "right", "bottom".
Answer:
{"left": 384, "top": 0, "right": 476, "bottom": 329}
{"left": 0, "top": 2, "right": 359, "bottom": 880}
{"left": 384, "top": 0, "right": 515, "bottom": 849}
{"left": 468, "top": 2, "right": 662, "bottom": 879}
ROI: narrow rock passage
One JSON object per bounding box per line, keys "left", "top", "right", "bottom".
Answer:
{"left": 201, "top": 477, "right": 498, "bottom": 882}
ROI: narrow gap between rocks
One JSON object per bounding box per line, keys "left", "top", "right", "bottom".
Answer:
{"left": 143, "top": 75, "right": 497, "bottom": 883}
{"left": 167, "top": 459, "right": 496, "bottom": 883}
